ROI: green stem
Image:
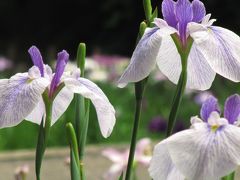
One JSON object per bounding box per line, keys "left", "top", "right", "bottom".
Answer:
{"left": 222, "top": 172, "right": 235, "bottom": 180}
{"left": 35, "top": 92, "right": 53, "bottom": 180}
{"left": 166, "top": 36, "right": 193, "bottom": 137}
{"left": 66, "top": 123, "right": 80, "bottom": 168}
{"left": 74, "top": 42, "right": 89, "bottom": 180}
{"left": 125, "top": 80, "right": 146, "bottom": 180}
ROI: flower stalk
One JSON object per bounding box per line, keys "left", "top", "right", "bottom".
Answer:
{"left": 35, "top": 91, "right": 53, "bottom": 180}
{"left": 166, "top": 35, "right": 193, "bottom": 137}
{"left": 74, "top": 42, "right": 90, "bottom": 180}
{"left": 125, "top": 0, "right": 157, "bottom": 179}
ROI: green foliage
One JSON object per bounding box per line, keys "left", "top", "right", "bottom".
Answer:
{"left": 0, "top": 76, "right": 238, "bottom": 150}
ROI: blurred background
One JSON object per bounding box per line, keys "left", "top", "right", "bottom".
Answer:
{"left": 0, "top": 0, "right": 239, "bottom": 157}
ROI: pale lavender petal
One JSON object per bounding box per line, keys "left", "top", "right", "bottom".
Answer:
{"left": 175, "top": 0, "right": 193, "bottom": 43}
{"left": 193, "top": 26, "right": 240, "bottom": 82}
{"left": 0, "top": 67, "right": 49, "bottom": 127}
{"left": 49, "top": 50, "right": 69, "bottom": 96}
{"left": 64, "top": 77, "right": 116, "bottom": 138}
{"left": 167, "top": 122, "right": 240, "bottom": 179}
{"left": 192, "top": 0, "right": 206, "bottom": 22}
{"left": 200, "top": 96, "right": 220, "bottom": 121}
{"left": 28, "top": 46, "right": 44, "bottom": 77}
{"left": 162, "top": 0, "right": 177, "bottom": 28}
{"left": 224, "top": 94, "right": 240, "bottom": 124}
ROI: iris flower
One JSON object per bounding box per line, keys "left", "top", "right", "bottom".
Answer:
{"left": 102, "top": 138, "right": 152, "bottom": 179}
{"left": 149, "top": 94, "right": 240, "bottom": 180}
{"left": 0, "top": 46, "right": 116, "bottom": 138}
{"left": 118, "top": 0, "right": 240, "bottom": 90}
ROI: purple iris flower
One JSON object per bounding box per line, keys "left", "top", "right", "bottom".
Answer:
{"left": 118, "top": 0, "right": 240, "bottom": 91}
{"left": 0, "top": 46, "right": 116, "bottom": 138}
{"left": 149, "top": 94, "right": 240, "bottom": 180}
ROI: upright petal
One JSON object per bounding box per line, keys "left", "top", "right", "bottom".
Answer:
{"left": 162, "top": 0, "right": 177, "bottom": 28}
{"left": 192, "top": 26, "right": 240, "bottom": 82}
{"left": 149, "top": 140, "right": 185, "bottom": 180}
{"left": 0, "top": 67, "right": 49, "bottom": 128}
{"left": 224, "top": 94, "right": 240, "bottom": 124}
{"left": 156, "top": 38, "right": 215, "bottom": 90}
{"left": 64, "top": 77, "right": 116, "bottom": 138}
{"left": 200, "top": 96, "right": 220, "bottom": 121}
{"left": 175, "top": 0, "right": 193, "bottom": 42}
{"left": 167, "top": 123, "right": 240, "bottom": 180}
{"left": 192, "top": 0, "right": 206, "bottom": 22}
{"left": 49, "top": 50, "right": 69, "bottom": 96}
{"left": 28, "top": 46, "right": 44, "bottom": 77}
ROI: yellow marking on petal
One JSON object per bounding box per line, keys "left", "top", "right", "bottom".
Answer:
{"left": 27, "top": 78, "right": 33, "bottom": 84}
{"left": 211, "top": 125, "right": 219, "bottom": 132}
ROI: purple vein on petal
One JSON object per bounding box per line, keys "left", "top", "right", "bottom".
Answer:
{"left": 28, "top": 46, "right": 45, "bottom": 77}
{"left": 162, "top": 0, "right": 178, "bottom": 28}
{"left": 49, "top": 50, "right": 69, "bottom": 96}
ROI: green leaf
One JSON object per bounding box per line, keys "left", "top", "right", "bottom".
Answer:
{"left": 70, "top": 149, "right": 81, "bottom": 180}
{"left": 118, "top": 172, "right": 124, "bottom": 180}
{"left": 35, "top": 119, "right": 46, "bottom": 180}
{"left": 149, "top": 7, "right": 158, "bottom": 27}
{"left": 76, "top": 42, "right": 86, "bottom": 77}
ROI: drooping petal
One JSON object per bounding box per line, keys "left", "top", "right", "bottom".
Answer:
{"left": 49, "top": 50, "right": 69, "bottom": 96}
{"left": 156, "top": 37, "right": 215, "bottom": 90}
{"left": 192, "top": 0, "right": 206, "bottom": 22}
{"left": 118, "top": 25, "right": 176, "bottom": 88}
{"left": 103, "top": 164, "right": 125, "bottom": 180}
{"left": 25, "top": 87, "right": 74, "bottom": 125}
{"left": 167, "top": 123, "right": 240, "bottom": 180}
{"left": 192, "top": 26, "right": 240, "bottom": 82}
{"left": 162, "top": 0, "right": 178, "bottom": 28}
{"left": 0, "top": 66, "right": 49, "bottom": 128}
{"left": 224, "top": 94, "right": 240, "bottom": 124}
{"left": 25, "top": 98, "right": 45, "bottom": 124}
{"left": 186, "top": 44, "right": 216, "bottom": 90}
{"left": 149, "top": 140, "right": 185, "bottom": 180}
{"left": 51, "top": 87, "right": 74, "bottom": 125}
{"left": 200, "top": 96, "right": 220, "bottom": 121}
{"left": 28, "top": 46, "right": 44, "bottom": 77}
{"left": 64, "top": 77, "right": 116, "bottom": 138}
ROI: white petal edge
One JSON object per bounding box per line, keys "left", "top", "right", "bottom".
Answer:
{"left": 118, "top": 20, "right": 177, "bottom": 88}
{"left": 167, "top": 123, "right": 240, "bottom": 180}
{"left": 149, "top": 139, "right": 185, "bottom": 180}
{"left": 64, "top": 77, "right": 116, "bottom": 138}
{"left": 0, "top": 67, "right": 49, "bottom": 128}
{"left": 190, "top": 25, "right": 240, "bottom": 82}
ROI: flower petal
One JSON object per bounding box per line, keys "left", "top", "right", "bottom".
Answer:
{"left": 167, "top": 123, "right": 240, "bottom": 180}
{"left": 0, "top": 67, "right": 49, "bottom": 128}
{"left": 51, "top": 87, "right": 74, "bottom": 125}
{"left": 102, "top": 148, "right": 124, "bottom": 163}
{"left": 50, "top": 50, "right": 69, "bottom": 96}
{"left": 28, "top": 46, "right": 44, "bottom": 77}
{"left": 162, "top": 0, "right": 177, "bottom": 28}
{"left": 175, "top": 0, "right": 193, "bottom": 41}
{"left": 157, "top": 37, "right": 215, "bottom": 90}
{"left": 192, "top": 26, "right": 240, "bottom": 82}
{"left": 224, "top": 94, "right": 240, "bottom": 124}
{"left": 25, "top": 98, "right": 45, "bottom": 124}
{"left": 200, "top": 96, "right": 220, "bottom": 121}
{"left": 192, "top": 0, "right": 206, "bottom": 22}
{"left": 149, "top": 140, "right": 185, "bottom": 180}
{"left": 118, "top": 26, "right": 176, "bottom": 88}
{"left": 64, "top": 77, "right": 116, "bottom": 138}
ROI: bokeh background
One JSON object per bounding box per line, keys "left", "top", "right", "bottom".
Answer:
{"left": 0, "top": 0, "right": 240, "bottom": 151}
